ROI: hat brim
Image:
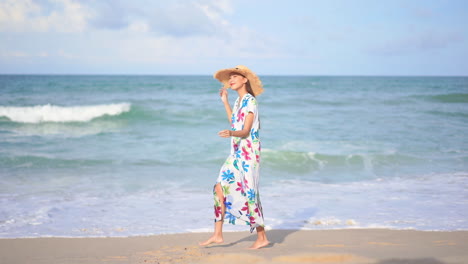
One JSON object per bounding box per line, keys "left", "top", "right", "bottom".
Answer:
{"left": 213, "top": 66, "right": 264, "bottom": 96}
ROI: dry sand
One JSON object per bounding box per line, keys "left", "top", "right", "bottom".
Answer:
{"left": 0, "top": 229, "right": 467, "bottom": 264}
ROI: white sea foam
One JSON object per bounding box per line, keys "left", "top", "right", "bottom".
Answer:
{"left": 306, "top": 218, "right": 358, "bottom": 227}
{"left": 0, "top": 103, "right": 131, "bottom": 123}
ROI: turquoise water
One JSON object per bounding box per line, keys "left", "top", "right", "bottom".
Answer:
{"left": 1, "top": 75, "right": 467, "bottom": 237}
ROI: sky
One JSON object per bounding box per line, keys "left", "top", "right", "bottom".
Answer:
{"left": 0, "top": 0, "right": 467, "bottom": 76}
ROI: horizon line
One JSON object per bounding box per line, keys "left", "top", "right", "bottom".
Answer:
{"left": 0, "top": 73, "right": 467, "bottom": 77}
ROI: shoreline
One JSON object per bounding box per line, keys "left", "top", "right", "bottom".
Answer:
{"left": 1, "top": 229, "right": 467, "bottom": 264}
{"left": 1, "top": 227, "right": 468, "bottom": 239}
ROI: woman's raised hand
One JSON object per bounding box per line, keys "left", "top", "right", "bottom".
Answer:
{"left": 219, "top": 87, "right": 228, "bottom": 104}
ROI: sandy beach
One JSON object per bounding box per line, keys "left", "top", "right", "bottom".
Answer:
{"left": 1, "top": 229, "right": 467, "bottom": 264}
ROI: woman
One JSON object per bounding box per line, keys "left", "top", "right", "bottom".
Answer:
{"left": 200, "top": 65, "right": 269, "bottom": 249}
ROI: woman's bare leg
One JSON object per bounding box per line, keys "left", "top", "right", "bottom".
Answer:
{"left": 249, "top": 226, "right": 269, "bottom": 249}
{"left": 199, "top": 183, "right": 225, "bottom": 246}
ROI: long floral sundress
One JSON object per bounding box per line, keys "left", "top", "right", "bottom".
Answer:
{"left": 214, "top": 93, "right": 264, "bottom": 232}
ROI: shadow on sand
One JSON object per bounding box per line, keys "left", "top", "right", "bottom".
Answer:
{"left": 208, "top": 206, "right": 317, "bottom": 248}
{"left": 206, "top": 229, "right": 298, "bottom": 249}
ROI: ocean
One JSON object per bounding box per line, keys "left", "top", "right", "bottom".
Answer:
{"left": 0, "top": 75, "right": 467, "bottom": 238}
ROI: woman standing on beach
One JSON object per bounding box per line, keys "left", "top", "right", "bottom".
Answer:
{"left": 200, "top": 65, "right": 269, "bottom": 249}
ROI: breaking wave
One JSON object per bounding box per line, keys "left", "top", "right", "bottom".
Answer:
{"left": 0, "top": 103, "right": 131, "bottom": 123}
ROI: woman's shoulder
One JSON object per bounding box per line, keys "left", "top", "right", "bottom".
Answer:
{"left": 245, "top": 93, "right": 257, "bottom": 103}
{"left": 241, "top": 93, "right": 257, "bottom": 107}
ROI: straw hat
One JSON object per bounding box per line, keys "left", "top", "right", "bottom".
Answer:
{"left": 213, "top": 65, "right": 264, "bottom": 96}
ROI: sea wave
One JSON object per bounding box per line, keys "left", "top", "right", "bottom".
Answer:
{"left": 426, "top": 110, "right": 468, "bottom": 119}
{"left": 425, "top": 93, "right": 468, "bottom": 103}
{"left": 261, "top": 148, "right": 425, "bottom": 175}
{"left": 0, "top": 155, "right": 114, "bottom": 169}
{"left": 0, "top": 103, "right": 131, "bottom": 123}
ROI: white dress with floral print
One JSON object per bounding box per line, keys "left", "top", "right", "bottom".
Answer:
{"left": 214, "top": 93, "right": 263, "bottom": 232}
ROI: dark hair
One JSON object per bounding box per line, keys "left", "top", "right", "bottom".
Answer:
{"left": 245, "top": 80, "right": 260, "bottom": 129}
{"left": 245, "top": 81, "right": 256, "bottom": 97}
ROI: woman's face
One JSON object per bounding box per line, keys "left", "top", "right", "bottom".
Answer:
{"left": 229, "top": 73, "right": 247, "bottom": 91}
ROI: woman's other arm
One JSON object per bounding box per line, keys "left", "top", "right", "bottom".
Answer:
{"left": 218, "top": 112, "right": 254, "bottom": 138}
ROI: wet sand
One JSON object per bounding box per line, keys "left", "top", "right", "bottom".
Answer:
{"left": 1, "top": 229, "right": 467, "bottom": 264}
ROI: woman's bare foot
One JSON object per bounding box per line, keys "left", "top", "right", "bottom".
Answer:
{"left": 199, "top": 235, "right": 224, "bottom": 246}
{"left": 248, "top": 239, "right": 270, "bottom": 249}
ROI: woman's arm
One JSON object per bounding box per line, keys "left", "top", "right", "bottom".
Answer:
{"left": 218, "top": 112, "right": 254, "bottom": 138}
{"left": 220, "top": 88, "right": 232, "bottom": 124}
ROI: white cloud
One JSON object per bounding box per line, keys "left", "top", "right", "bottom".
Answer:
{"left": 0, "top": 49, "right": 75, "bottom": 59}
{"left": 0, "top": 0, "right": 247, "bottom": 38}
{"left": 83, "top": 0, "right": 233, "bottom": 38}
{"left": 197, "top": 0, "right": 231, "bottom": 27}
{"left": 127, "top": 20, "right": 150, "bottom": 33}
{"left": 98, "top": 26, "right": 282, "bottom": 65}
{"left": 0, "top": 0, "right": 286, "bottom": 73}
{"left": 143, "top": 2, "right": 218, "bottom": 37}
{"left": 205, "top": 0, "right": 232, "bottom": 15}
{"left": 84, "top": 0, "right": 283, "bottom": 62}
{"left": 0, "top": 0, "right": 92, "bottom": 32}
